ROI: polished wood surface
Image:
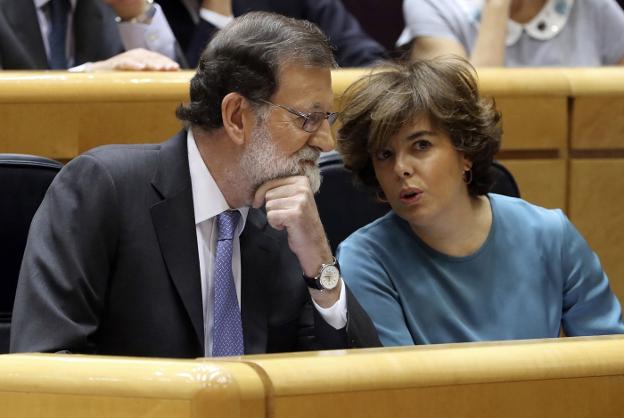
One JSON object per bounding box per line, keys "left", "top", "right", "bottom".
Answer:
{"left": 241, "top": 336, "right": 624, "bottom": 418}
{"left": 2, "top": 336, "right": 624, "bottom": 418}
{"left": 0, "top": 354, "right": 264, "bottom": 418}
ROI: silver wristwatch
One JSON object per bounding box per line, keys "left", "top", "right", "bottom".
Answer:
{"left": 303, "top": 257, "right": 340, "bottom": 291}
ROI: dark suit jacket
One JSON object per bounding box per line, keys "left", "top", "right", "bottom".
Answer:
{"left": 0, "top": 0, "right": 124, "bottom": 69}
{"left": 157, "top": 0, "right": 387, "bottom": 67}
{"left": 10, "top": 131, "right": 380, "bottom": 357}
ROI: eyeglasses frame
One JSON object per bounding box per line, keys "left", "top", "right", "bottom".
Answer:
{"left": 257, "top": 99, "right": 339, "bottom": 133}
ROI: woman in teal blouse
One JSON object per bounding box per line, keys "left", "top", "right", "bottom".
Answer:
{"left": 336, "top": 58, "right": 624, "bottom": 346}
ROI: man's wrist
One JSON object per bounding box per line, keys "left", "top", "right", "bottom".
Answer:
{"left": 115, "top": 0, "right": 156, "bottom": 24}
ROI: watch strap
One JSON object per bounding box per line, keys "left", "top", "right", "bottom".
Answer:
{"left": 303, "top": 257, "right": 339, "bottom": 290}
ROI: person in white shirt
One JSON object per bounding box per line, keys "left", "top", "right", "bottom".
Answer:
{"left": 399, "top": 0, "right": 624, "bottom": 67}
{"left": 0, "top": 0, "right": 180, "bottom": 70}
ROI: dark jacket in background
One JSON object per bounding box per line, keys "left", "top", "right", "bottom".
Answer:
{"left": 158, "top": 0, "right": 387, "bottom": 67}
{"left": 0, "top": 0, "right": 123, "bottom": 69}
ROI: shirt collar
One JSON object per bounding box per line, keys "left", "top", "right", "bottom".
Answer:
{"left": 34, "top": 0, "right": 77, "bottom": 11}
{"left": 187, "top": 130, "right": 249, "bottom": 229}
{"left": 458, "top": 0, "right": 574, "bottom": 46}
{"left": 506, "top": 0, "right": 574, "bottom": 45}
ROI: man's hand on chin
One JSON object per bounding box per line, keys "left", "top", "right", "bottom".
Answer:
{"left": 252, "top": 175, "right": 341, "bottom": 307}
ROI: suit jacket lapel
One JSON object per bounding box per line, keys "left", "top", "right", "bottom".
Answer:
{"left": 73, "top": 0, "right": 122, "bottom": 64}
{"left": 179, "top": 0, "right": 200, "bottom": 23}
{"left": 150, "top": 131, "right": 204, "bottom": 350}
{"left": 240, "top": 208, "right": 274, "bottom": 354}
{"left": 3, "top": 0, "right": 48, "bottom": 68}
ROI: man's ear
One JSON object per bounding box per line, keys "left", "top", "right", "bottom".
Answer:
{"left": 221, "top": 92, "right": 254, "bottom": 146}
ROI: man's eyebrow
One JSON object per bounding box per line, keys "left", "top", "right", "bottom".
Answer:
{"left": 309, "top": 102, "right": 331, "bottom": 111}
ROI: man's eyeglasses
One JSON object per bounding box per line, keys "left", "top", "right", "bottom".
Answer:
{"left": 259, "top": 99, "right": 339, "bottom": 133}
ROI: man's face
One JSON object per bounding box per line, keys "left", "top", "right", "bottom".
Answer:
{"left": 241, "top": 63, "right": 334, "bottom": 194}
{"left": 241, "top": 118, "right": 322, "bottom": 193}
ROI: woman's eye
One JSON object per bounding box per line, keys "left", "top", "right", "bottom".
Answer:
{"left": 375, "top": 149, "right": 393, "bottom": 161}
{"left": 414, "top": 140, "right": 432, "bottom": 150}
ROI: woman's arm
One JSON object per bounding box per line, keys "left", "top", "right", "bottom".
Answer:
{"left": 559, "top": 213, "right": 624, "bottom": 336}
{"left": 470, "top": 0, "right": 513, "bottom": 67}
{"left": 338, "top": 240, "right": 415, "bottom": 347}
{"left": 409, "top": 0, "right": 513, "bottom": 67}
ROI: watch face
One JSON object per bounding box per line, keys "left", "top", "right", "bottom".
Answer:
{"left": 319, "top": 265, "right": 340, "bottom": 290}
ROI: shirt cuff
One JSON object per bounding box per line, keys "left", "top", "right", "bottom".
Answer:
{"left": 68, "top": 62, "right": 92, "bottom": 72}
{"left": 117, "top": 4, "right": 177, "bottom": 60}
{"left": 199, "top": 8, "right": 234, "bottom": 28}
{"left": 312, "top": 280, "right": 348, "bottom": 330}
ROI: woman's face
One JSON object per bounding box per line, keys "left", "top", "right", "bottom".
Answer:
{"left": 372, "top": 116, "right": 471, "bottom": 231}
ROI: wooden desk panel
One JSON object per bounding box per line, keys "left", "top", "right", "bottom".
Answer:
{"left": 242, "top": 336, "right": 624, "bottom": 418}
{"left": 569, "top": 159, "right": 624, "bottom": 303}
{"left": 273, "top": 376, "right": 622, "bottom": 418}
{"left": 2, "top": 337, "right": 624, "bottom": 418}
{"left": 78, "top": 101, "right": 182, "bottom": 153}
{"left": 0, "top": 354, "right": 265, "bottom": 418}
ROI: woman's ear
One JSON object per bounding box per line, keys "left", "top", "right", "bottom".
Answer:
{"left": 461, "top": 154, "right": 473, "bottom": 172}
{"left": 221, "top": 93, "right": 254, "bottom": 146}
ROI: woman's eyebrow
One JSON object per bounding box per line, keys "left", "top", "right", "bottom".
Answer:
{"left": 405, "top": 130, "right": 435, "bottom": 141}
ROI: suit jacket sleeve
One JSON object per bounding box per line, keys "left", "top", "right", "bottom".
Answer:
{"left": 184, "top": 0, "right": 387, "bottom": 68}
{"left": 312, "top": 285, "right": 382, "bottom": 349}
{"left": 10, "top": 155, "right": 119, "bottom": 354}
{"left": 302, "top": 0, "right": 386, "bottom": 67}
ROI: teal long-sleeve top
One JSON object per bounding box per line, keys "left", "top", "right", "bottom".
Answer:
{"left": 337, "top": 194, "right": 624, "bottom": 346}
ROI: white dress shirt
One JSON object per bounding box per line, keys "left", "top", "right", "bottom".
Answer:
{"left": 187, "top": 131, "right": 346, "bottom": 356}
{"left": 199, "top": 8, "right": 234, "bottom": 28}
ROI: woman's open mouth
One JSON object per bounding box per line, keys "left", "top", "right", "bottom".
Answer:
{"left": 399, "top": 187, "right": 423, "bottom": 204}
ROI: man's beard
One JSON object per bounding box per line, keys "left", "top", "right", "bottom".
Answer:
{"left": 240, "top": 121, "right": 322, "bottom": 195}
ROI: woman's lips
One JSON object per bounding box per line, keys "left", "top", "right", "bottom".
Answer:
{"left": 399, "top": 187, "right": 423, "bottom": 204}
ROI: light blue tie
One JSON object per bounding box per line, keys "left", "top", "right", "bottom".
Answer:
{"left": 49, "top": 0, "right": 70, "bottom": 69}
{"left": 211, "top": 210, "right": 244, "bottom": 356}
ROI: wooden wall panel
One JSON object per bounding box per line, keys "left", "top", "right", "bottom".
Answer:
{"left": 571, "top": 97, "right": 624, "bottom": 150}
{"left": 498, "top": 159, "right": 566, "bottom": 210}
{"left": 495, "top": 97, "right": 567, "bottom": 151}
{"left": 569, "top": 159, "right": 624, "bottom": 303}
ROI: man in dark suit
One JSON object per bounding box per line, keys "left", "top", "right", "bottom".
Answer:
{"left": 157, "top": 0, "right": 387, "bottom": 67}
{"left": 10, "top": 12, "right": 380, "bottom": 358}
{"left": 0, "top": 0, "right": 179, "bottom": 70}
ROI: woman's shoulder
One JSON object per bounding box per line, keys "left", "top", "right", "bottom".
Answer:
{"left": 343, "top": 211, "right": 400, "bottom": 240}
{"left": 489, "top": 193, "right": 568, "bottom": 235}
{"left": 339, "top": 211, "right": 407, "bottom": 252}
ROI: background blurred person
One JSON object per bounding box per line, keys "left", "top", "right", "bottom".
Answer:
{"left": 399, "top": 0, "right": 624, "bottom": 67}
{"left": 336, "top": 58, "right": 624, "bottom": 346}
{"left": 155, "top": 0, "right": 387, "bottom": 67}
{"left": 0, "top": 0, "right": 180, "bottom": 70}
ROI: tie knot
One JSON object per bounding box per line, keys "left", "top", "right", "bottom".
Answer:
{"left": 217, "top": 210, "right": 240, "bottom": 241}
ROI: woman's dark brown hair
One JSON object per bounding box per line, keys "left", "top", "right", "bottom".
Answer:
{"left": 337, "top": 58, "right": 502, "bottom": 196}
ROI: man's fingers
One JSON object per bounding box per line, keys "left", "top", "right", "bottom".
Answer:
{"left": 252, "top": 176, "right": 301, "bottom": 208}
